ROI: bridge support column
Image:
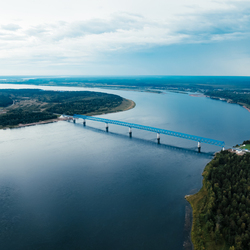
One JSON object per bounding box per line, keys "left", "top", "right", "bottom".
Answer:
{"left": 198, "top": 142, "right": 201, "bottom": 153}
{"left": 157, "top": 133, "right": 160, "bottom": 144}
{"left": 106, "top": 123, "right": 109, "bottom": 132}
{"left": 83, "top": 119, "right": 86, "bottom": 126}
{"left": 129, "top": 127, "right": 132, "bottom": 137}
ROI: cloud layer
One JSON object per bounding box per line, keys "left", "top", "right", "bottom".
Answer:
{"left": 0, "top": 0, "right": 249, "bottom": 74}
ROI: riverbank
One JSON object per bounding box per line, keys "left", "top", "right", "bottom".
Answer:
{"left": 185, "top": 159, "right": 228, "bottom": 250}
{"left": 206, "top": 91, "right": 250, "bottom": 111}
{"left": 243, "top": 105, "right": 250, "bottom": 113}
{"left": 186, "top": 149, "right": 250, "bottom": 250}
{"left": 0, "top": 89, "right": 136, "bottom": 129}
{"left": 1, "top": 98, "right": 135, "bottom": 130}
{"left": 82, "top": 98, "right": 135, "bottom": 116}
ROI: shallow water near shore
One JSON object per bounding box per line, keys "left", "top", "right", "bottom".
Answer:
{"left": 0, "top": 85, "right": 250, "bottom": 249}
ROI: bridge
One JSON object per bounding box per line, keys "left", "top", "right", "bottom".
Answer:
{"left": 68, "top": 114, "right": 225, "bottom": 152}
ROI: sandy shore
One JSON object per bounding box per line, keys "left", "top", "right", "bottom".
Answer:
{"left": 243, "top": 105, "right": 250, "bottom": 113}
{"left": 77, "top": 98, "right": 135, "bottom": 116}
{"left": 122, "top": 99, "right": 136, "bottom": 111}
{"left": 189, "top": 94, "right": 206, "bottom": 97}
{"left": 16, "top": 117, "right": 68, "bottom": 128}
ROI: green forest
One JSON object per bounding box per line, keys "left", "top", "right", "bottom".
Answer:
{"left": 0, "top": 93, "right": 13, "bottom": 107}
{"left": 0, "top": 109, "right": 57, "bottom": 127}
{"left": 206, "top": 90, "right": 250, "bottom": 108}
{"left": 0, "top": 89, "right": 125, "bottom": 128}
{"left": 46, "top": 94, "right": 123, "bottom": 115}
{"left": 187, "top": 150, "right": 250, "bottom": 250}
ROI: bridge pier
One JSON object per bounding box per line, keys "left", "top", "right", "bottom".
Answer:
{"left": 106, "top": 123, "right": 109, "bottom": 132}
{"left": 157, "top": 133, "right": 160, "bottom": 144}
{"left": 198, "top": 142, "right": 201, "bottom": 153}
{"left": 83, "top": 119, "right": 86, "bottom": 126}
{"left": 72, "top": 115, "right": 225, "bottom": 150}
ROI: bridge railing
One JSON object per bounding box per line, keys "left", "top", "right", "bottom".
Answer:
{"left": 72, "top": 114, "right": 225, "bottom": 147}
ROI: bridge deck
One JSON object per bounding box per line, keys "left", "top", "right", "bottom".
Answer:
{"left": 73, "top": 114, "right": 225, "bottom": 147}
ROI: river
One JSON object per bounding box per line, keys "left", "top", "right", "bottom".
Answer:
{"left": 0, "top": 84, "right": 250, "bottom": 250}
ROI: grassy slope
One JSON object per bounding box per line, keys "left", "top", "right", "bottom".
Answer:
{"left": 240, "top": 144, "right": 250, "bottom": 150}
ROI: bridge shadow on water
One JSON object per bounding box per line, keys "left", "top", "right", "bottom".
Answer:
{"left": 72, "top": 122, "right": 215, "bottom": 158}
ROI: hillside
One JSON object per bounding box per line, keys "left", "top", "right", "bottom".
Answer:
{"left": 187, "top": 149, "right": 250, "bottom": 250}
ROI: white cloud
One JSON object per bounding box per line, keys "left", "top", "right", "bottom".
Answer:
{"left": 0, "top": 0, "right": 249, "bottom": 74}
{"left": 1, "top": 23, "right": 21, "bottom": 31}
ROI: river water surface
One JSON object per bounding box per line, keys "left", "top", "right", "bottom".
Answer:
{"left": 0, "top": 85, "right": 250, "bottom": 250}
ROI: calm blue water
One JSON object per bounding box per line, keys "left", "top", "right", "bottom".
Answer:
{"left": 0, "top": 84, "right": 250, "bottom": 250}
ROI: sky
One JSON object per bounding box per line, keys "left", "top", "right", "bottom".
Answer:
{"left": 0, "top": 0, "right": 250, "bottom": 76}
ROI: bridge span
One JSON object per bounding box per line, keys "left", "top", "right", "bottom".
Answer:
{"left": 68, "top": 114, "right": 225, "bottom": 152}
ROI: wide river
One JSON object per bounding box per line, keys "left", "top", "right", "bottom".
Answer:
{"left": 0, "top": 85, "right": 250, "bottom": 250}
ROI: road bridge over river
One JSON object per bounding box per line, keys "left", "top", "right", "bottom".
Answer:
{"left": 68, "top": 114, "right": 225, "bottom": 152}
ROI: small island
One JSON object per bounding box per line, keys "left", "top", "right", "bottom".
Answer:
{"left": 0, "top": 89, "right": 135, "bottom": 129}
{"left": 186, "top": 141, "right": 250, "bottom": 250}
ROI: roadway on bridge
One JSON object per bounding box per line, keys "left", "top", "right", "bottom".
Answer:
{"left": 71, "top": 114, "right": 225, "bottom": 148}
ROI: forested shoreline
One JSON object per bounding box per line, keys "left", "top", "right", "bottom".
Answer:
{"left": 187, "top": 145, "right": 250, "bottom": 250}
{"left": 0, "top": 89, "right": 133, "bottom": 128}
{"left": 206, "top": 90, "right": 250, "bottom": 109}
{"left": 0, "top": 109, "right": 57, "bottom": 127}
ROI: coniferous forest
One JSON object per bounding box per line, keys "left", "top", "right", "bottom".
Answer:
{"left": 187, "top": 149, "right": 250, "bottom": 250}
{"left": 206, "top": 90, "right": 250, "bottom": 109}
{"left": 0, "top": 93, "right": 13, "bottom": 107}
{"left": 0, "top": 89, "right": 126, "bottom": 128}
{"left": 0, "top": 109, "right": 57, "bottom": 127}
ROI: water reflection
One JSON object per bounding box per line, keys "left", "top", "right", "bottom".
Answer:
{"left": 76, "top": 122, "right": 215, "bottom": 158}
{"left": 0, "top": 84, "right": 250, "bottom": 250}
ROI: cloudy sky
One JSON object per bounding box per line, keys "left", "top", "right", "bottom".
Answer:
{"left": 0, "top": 0, "right": 250, "bottom": 75}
